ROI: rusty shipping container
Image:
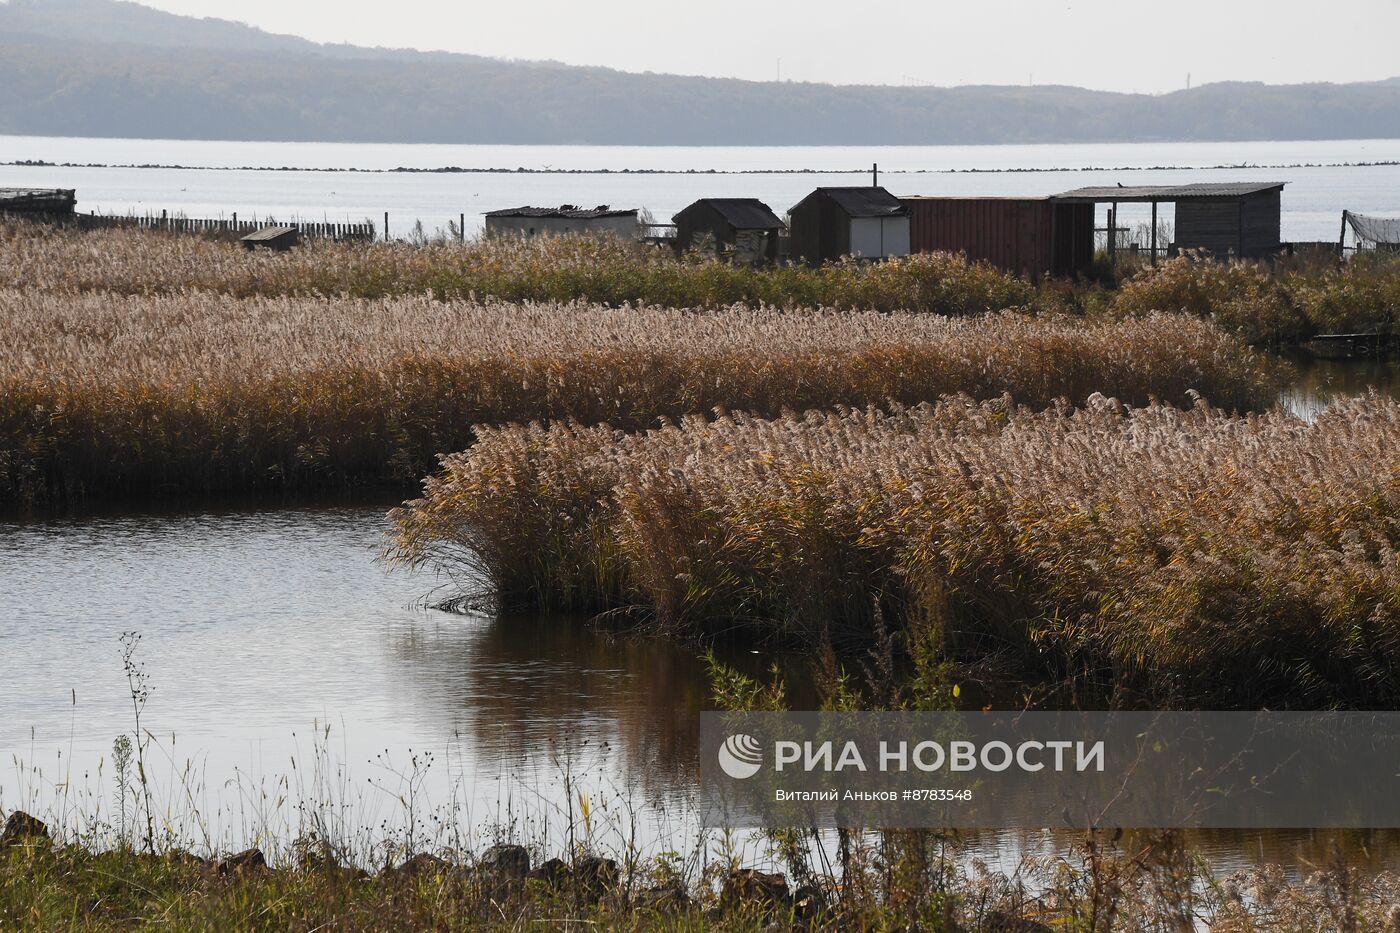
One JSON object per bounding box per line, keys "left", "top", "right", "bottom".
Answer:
{"left": 902, "top": 197, "right": 1094, "bottom": 279}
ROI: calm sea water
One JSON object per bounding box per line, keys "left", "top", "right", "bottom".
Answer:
{"left": 3, "top": 135, "right": 1400, "bottom": 240}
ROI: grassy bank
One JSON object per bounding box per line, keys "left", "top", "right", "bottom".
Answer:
{"left": 4, "top": 224, "right": 1399, "bottom": 345}
{"left": 389, "top": 393, "right": 1400, "bottom": 708}
{"left": 0, "top": 293, "right": 1277, "bottom": 505}
{"left": 3, "top": 812, "right": 1396, "bottom": 930}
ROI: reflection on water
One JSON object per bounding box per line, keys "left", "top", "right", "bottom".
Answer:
{"left": 0, "top": 501, "right": 738, "bottom": 853}
{"left": 1281, "top": 354, "right": 1400, "bottom": 417}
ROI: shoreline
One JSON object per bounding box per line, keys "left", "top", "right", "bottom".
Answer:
{"left": 8, "top": 158, "right": 1400, "bottom": 175}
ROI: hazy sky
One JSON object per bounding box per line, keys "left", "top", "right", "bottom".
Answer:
{"left": 131, "top": 0, "right": 1400, "bottom": 93}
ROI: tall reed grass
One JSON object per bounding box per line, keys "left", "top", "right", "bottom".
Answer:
{"left": 5, "top": 224, "right": 1398, "bottom": 345}
{"left": 1105, "top": 252, "right": 1400, "bottom": 346}
{"left": 389, "top": 394, "right": 1400, "bottom": 707}
{"left": 0, "top": 222, "right": 1034, "bottom": 315}
{"left": 0, "top": 291, "right": 1277, "bottom": 504}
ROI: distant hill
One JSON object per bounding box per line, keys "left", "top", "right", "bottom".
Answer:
{"left": 2, "top": 0, "right": 1399, "bottom": 146}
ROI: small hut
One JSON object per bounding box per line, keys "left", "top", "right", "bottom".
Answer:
{"left": 241, "top": 225, "right": 300, "bottom": 251}
{"left": 788, "top": 187, "right": 909, "bottom": 264}
{"left": 0, "top": 188, "right": 76, "bottom": 220}
{"left": 672, "top": 198, "right": 786, "bottom": 263}
{"left": 484, "top": 205, "right": 639, "bottom": 239}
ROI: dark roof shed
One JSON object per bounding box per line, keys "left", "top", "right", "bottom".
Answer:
{"left": 791, "top": 187, "right": 908, "bottom": 218}
{"left": 688, "top": 198, "right": 785, "bottom": 229}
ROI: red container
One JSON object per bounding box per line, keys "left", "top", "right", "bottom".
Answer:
{"left": 902, "top": 197, "right": 1093, "bottom": 279}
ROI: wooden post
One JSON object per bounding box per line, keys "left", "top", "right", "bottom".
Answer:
{"left": 1108, "top": 202, "right": 1117, "bottom": 263}
{"left": 1339, "top": 210, "right": 1349, "bottom": 256}
{"left": 384, "top": 212, "right": 389, "bottom": 242}
{"left": 460, "top": 213, "right": 466, "bottom": 242}
{"left": 1150, "top": 200, "right": 1158, "bottom": 265}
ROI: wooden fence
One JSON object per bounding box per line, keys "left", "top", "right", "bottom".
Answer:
{"left": 72, "top": 211, "right": 375, "bottom": 242}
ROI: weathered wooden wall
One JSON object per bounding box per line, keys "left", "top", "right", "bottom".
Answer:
{"left": 1175, "top": 190, "right": 1281, "bottom": 260}
{"left": 673, "top": 202, "right": 780, "bottom": 263}
{"left": 789, "top": 197, "right": 849, "bottom": 265}
{"left": 0, "top": 188, "right": 76, "bottom": 218}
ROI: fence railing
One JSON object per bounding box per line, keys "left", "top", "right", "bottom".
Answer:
{"left": 72, "top": 211, "right": 374, "bottom": 242}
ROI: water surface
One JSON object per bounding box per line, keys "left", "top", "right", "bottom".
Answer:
{"left": 0, "top": 503, "right": 721, "bottom": 855}
{"left": 3, "top": 136, "right": 1398, "bottom": 241}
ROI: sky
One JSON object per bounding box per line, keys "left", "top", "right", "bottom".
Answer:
{"left": 122, "top": 0, "right": 1400, "bottom": 93}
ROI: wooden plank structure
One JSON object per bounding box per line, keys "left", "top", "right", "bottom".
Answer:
{"left": 1054, "top": 182, "right": 1286, "bottom": 262}
{"left": 902, "top": 196, "right": 1094, "bottom": 279}
{"left": 672, "top": 198, "right": 786, "bottom": 264}
{"left": 0, "top": 187, "right": 76, "bottom": 219}
{"left": 241, "top": 225, "right": 300, "bottom": 251}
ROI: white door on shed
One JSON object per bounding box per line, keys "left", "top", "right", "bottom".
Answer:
{"left": 849, "top": 216, "right": 911, "bottom": 258}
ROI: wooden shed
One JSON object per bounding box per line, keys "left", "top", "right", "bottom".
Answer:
{"left": 788, "top": 187, "right": 910, "bottom": 264}
{"left": 0, "top": 187, "right": 76, "bottom": 220}
{"left": 902, "top": 196, "right": 1094, "bottom": 279}
{"left": 672, "top": 198, "right": 786, "bottom": 263}
{"left": 1054, "top": 182, "right": 1285, "bottom": 261}
{"left": 240, "top": 225, "right": 300, "bottom": 251}
{"left": 484, "top": 205, "right": 639, "bottom": 239}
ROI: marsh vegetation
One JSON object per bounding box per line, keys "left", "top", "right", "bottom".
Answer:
{"left": 389, "top": 393, "right": 1400, "bottom": 709}
{"left": 0, "top": 289, "right": 1276, "bottom": 504}
{"left": 7, "top": 222, "right": 1400, "bottom": 927}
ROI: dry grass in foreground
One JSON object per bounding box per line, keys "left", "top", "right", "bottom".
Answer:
{"left": 389, "top": 394, "right": 1400, "bottom": 708}
{"left": 0, "top": 291, "right": 1277, "bottom": 505}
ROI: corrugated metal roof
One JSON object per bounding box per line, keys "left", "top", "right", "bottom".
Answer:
{"left": 792, "top": 187, "right": 908, "bottom": 218}
{"left": 485, "top": 204, "right": 637, "bottom": 219}
{"left": 1053, "top": 182, "right": 1286, "bottom": 203}
{"left": 682, "top": 198, "right": 785, "bottom": 229}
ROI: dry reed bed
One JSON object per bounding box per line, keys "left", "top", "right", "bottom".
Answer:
{"left": 0, "top": 223, "right": 1035, "bottom": 315}
{"left": 389, "top": 394, "right": 1400, "bottom": 706}
{"left": 4, "top": 224, "right": 1399, "bottom": 344}
{"left": 0, "top": 290, "right": 1278, "bottom": 503}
